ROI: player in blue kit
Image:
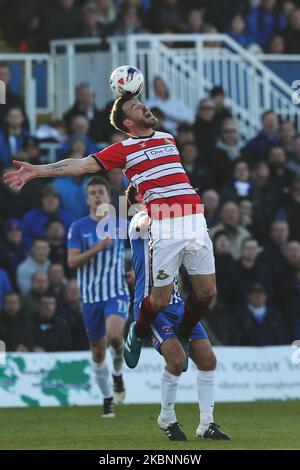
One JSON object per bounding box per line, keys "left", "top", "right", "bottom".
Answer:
{"left": 126, "top": 184, "right": 230, "bottom": 441}
{"left": 68, "top": 176, "right": 130, "bottom": 418}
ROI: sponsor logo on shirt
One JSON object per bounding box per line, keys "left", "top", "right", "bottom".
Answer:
{"left": 145, "top": 144, "right": 178, "bottom": 160}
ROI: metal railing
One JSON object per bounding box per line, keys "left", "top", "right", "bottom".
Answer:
{"left": 50, "top": 34, "right": 300, "bottom": 141}
{"left": 0, "top": 53, "right": 54, "bottom": 132}
{"left": 1, "top": 36, "right": 299, "bottom": 140}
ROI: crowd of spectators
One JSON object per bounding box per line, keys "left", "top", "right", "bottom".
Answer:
{"left": 1, "top": 0, "right": 300, "bottom": 352}
{"left": 0, "top": 59, "right": 300, "bottom": 351}
{"left": 0, "top": 0, "right": 300, "bottom": 53}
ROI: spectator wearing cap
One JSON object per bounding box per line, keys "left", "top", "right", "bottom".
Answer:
{"left": 0, "top": 106, "right": 30, "bottom": 169}
{"left": 57, "top": 279, "right": 89, "bottom": 350}
{"left": 0, "top": 267, "right": 13, "bottom": 310}
{"left": 222, "top": 237, "right": 275, "bottom": 315}
{"left": 0, "top": 218, "right": 25, "bottom": 287}
{"left": 21, "top": 185, "right": 73, "bottom": 252}
{"left": 259, "top": 220, "right": 289, "bottom": 276}
{"left": 21, "top": 271, "right": 49, "bottom": 320}
{"left": 64, "top": 83, "right": 110, "bottom": 143}
{"left": 221, "top": 159, "right": 252, "bottom": 202}
{"left": 276, "top": 241, "right": 300, "bottom": 340}
{"left": 287, "top": 135, "right": 300, "bottom": 179}
{"left": 193, "top": 98, "right": 218, "bottom": 167}
{"left": 0, "top": 292, "right": 31, "bottom": 351}
{"left": 57, "top": 114, "right": 99, "bottom": 161}
{"left": 210, "top": 87, "right": 232, "bottom": 133}
{"left": 0, "top": 62, "right": 29, "bottom": 128}
{"left": 245, "top": 0, "right": 287, "bottom": 51}
{"left": 16, "top": 238, "right": 51, "bottom": 294}
{"left": 147, "top": 76, "right": 193, "bottom": 135}
{"left": 210, "top": 201, "right": 250, "bottom": 259}
{"left": 277, "top": 179, "right": 300, "bottom": 243}
{"left": 30, "top": 293, "right": 71, "bottom": 352}
{"left": 236, "top": 283, "right": 289, "bottom": 346}
{"left": 244, "top": 111, "right": 280, "bottom": 163}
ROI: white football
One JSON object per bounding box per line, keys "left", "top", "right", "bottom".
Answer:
{"left": 109, "top": 65, "right": 144, "bottom": 98}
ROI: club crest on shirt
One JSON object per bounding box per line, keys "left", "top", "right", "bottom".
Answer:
{"left": 139, "top": 141, "right": 146, "bottom": 148}
{"left": 162, "top": 326, "right": 172, "bottom": 334}
{"left": 156, "top": 270, "right": 169, "bottom": 280}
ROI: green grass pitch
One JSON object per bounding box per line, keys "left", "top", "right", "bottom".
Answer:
{"left": 0, "top": 401, "right": 300, "bottom": 450}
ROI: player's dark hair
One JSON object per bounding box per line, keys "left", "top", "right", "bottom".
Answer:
{"left": 125, "top": 183, "right": 138, "bottom": 206}
{"left": 110, "top": 94, "right": 133, "bottom": 133}
{"left": 87, "top": 175, "right": 111, "bottom": 194}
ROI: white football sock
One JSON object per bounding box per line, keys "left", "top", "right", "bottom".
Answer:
{"left": 93, "top": 360, "right": 113, "bottom": 399}
{"left": 110, "top": 343, "right": 124, "bottom": 376}
{"left": 197, "top": 370, "right": 215, "bottom": 427}
{"left": 160, "top": 368, "right": 179, "bottom": 425}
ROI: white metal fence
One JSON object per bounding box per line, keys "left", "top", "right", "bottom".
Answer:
{"left": 50, "top": 34, "right": 300, "bottom": 142}
{"left": 2, "top": 36, "right": 300, "bottom": 141}
{"left": 0, "top": 53, "right": 53, "bottom": 132}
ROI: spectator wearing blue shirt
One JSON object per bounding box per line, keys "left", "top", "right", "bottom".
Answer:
{"left": 244, "top": 111, "right": 280, "bottom": 163}
{"left": 227, "top": 14, "right": 253, "bottom": 48}
{"left": 245, "top": 0, "right": 287, "bottom": 50}
{"left": 54, "top": 138, "right": 89, "bottom": 220}
{"left": 56, "top": 114, "right": 99, "bottom": 161}
{"left": 0, "top": 106, "right": 29, "bottom": 169}
{"left": 0, "top": 268, "right": 13, "bottom": 309}
{"left": 21, "top": 184, "right": 73, "bottom": 252}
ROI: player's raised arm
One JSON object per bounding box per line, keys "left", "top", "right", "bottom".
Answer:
{"left": 3, "top": 155, "right": 100, "bottom": 191}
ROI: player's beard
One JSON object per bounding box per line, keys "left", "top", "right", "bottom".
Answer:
{"left": 141, "top": 115, "right": 158, "bottom": 129}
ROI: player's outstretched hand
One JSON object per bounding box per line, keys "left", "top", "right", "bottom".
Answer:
{"left": 4, "top": 160, "right": 37, "bottom": 191}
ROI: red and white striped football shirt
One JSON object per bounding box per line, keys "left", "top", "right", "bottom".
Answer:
{"left": 92, "top": 131, "right": 201, "bottom": 218}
